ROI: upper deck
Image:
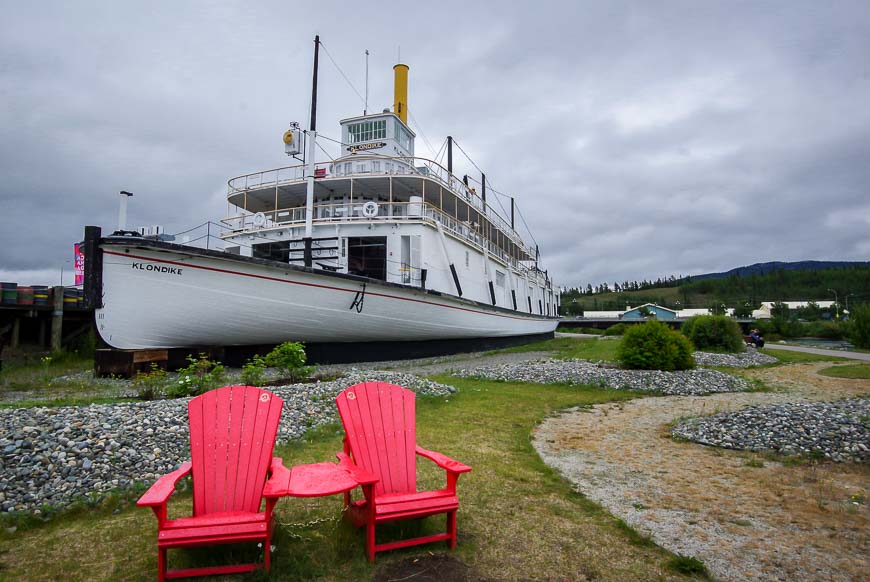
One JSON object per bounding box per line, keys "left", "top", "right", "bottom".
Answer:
{"left": 222, "top": 154, "right": 538, "bottom": 265}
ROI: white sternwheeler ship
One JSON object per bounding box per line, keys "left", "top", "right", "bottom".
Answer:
{"left": 83, "top": 37, "right": 559, "bottom": 353}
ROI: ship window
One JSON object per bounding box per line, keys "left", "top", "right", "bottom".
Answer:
{"left": 252, "top": 241, "right": 291, "bottom": 262}
{"left": 348, "top": 119, "right": 387, "bottom": 144}
{"left": 496, "top": 271, "right": 505, "bottom": 287}
{"left": 394, "top": 123, "right": 411, "bottom": 150}
{"left": 346, "top": 236, "right": 387, "bottom": 280}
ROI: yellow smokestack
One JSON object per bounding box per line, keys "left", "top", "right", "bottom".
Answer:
{"left": 393, "top": 63, "right": 409, "bottom": 124}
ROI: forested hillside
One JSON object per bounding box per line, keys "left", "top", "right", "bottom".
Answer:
{"left": 562, "top": 266, "right": 870, "bottom": 314}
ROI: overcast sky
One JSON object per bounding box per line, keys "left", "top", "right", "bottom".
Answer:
{"left": 2, "top": 0, "right": 868, "bottom": 289}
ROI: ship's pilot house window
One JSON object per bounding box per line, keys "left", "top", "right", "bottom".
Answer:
{"left": 346, "top": 237, "right": 387, "bottom": 280}
{"left": 394, "top": 123, "right": 411, "bottom": 151}
{"left": 348, "top": 120, "right": 386, "bottom": 144}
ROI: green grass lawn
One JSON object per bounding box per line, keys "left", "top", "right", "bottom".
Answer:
{"left": 0, "top": 377, "right": 697, "bottom": 581}
{"left": 0, "top": 349, "right": 134, "bottom": 408}
{"left": 762, "top": 348, "right": 851, "bottom": 364}
{"left": 493, "top": 336, "right": 621, "bottom": 362}
{"left": 817, "top": 362, "right": 870, "bottom": 379}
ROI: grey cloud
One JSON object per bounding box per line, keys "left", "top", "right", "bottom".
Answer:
{"left": 1, "top": 0, "right": 869, "bottom": 289}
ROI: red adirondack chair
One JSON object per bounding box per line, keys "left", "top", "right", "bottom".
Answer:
{"left": 137, "top": 385, "right": 290, "bottom": 581}
{"left": 335, "top": 381, "right": 472, "bottom": 561}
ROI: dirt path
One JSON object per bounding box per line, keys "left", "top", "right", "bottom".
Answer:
{"left": 533, "top": 363, "right": 870, "bottom": 582}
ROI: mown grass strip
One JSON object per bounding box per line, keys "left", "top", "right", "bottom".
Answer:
{"left": 817, "top": 362, "right": 870, "bottom": 379}
{"left": 489, "top": 336, "right": 621, "bottom": 362}
{"left": 761, "top": 348, "right": 850, "bottom": 365}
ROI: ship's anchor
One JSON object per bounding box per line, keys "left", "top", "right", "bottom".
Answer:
{"left": 349, "top": 283, "right": 366, "bottom": 313}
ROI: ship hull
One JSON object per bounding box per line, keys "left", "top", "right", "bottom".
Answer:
{"left": 95, "top": 238, "right": 558, "bottom": 350}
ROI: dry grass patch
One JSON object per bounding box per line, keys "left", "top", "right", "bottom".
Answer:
{"left": 533, "top": 364, "right": 870, "bottom": 581}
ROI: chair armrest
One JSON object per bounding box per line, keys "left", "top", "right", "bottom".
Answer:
{"left": 263, "top": 457, "right": 293, "bottom": 498}
{"left": 336, "top": 452, "right": 379, "bottom": 485}
{"left": 416, "top": 446, "right": 472, "bottom": 474}
{"left": 136, "top": 462, "right": 192, "bottom": 507}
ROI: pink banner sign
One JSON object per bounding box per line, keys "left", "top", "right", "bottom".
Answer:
{"left": 74, "top": 243, "right": 85, "bottom": 286}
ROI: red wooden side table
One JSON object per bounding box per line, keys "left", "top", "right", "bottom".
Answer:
{"left": 283, "top": 462, "right": 361, "bottom": 497}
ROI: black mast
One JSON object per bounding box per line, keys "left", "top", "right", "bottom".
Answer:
{"left": 510, "top": 197, "right": 515, "bottom": 230}
{"left": 447, "top": 135, "right": 453, "bottom": 174}
{"left": 304, "top": 35, "right": 321, "bottom": 268}
{"left": 481, "top": 172, "right": 486, "bottom": 211}
{"left": 310, "top": 35, "right": 320, "bottom": 132}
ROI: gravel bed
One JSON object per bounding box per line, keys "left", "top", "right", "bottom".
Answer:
{"left": 693, "top": 349, "right": 778, "bottom": 367}
{"left": 454, "top": 358, "right": 752, "bottom": 396}
{"left": 0, "top": 372, "right": 455, "bottom": 514}
{"left": 672, "top": 398, "right": 870, "bottom": 462}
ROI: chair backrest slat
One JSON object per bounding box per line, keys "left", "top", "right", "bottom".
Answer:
{"left": 402, "top": 388, "right": 416, "bottom": 490}
{"left": 224, "top": 384, "right": 250, "bottom": 511}
{"left": 211, "top": 388, "right": 232, "bottom": 512}
{"left": 188, "top": 386, "right": 283, "bottom": 515}
{"left": 336, "top": 382, "right": 417, "bottom": 496}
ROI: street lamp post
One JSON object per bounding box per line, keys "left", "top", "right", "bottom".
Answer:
{"left": 827, "top": 288, "right": 839, "bottom": 319}
{"left": 59, "top": 259, "right": 72, "bottom": 286}
{"left": 845, "top": 293, "right": 856, "bottom": 316}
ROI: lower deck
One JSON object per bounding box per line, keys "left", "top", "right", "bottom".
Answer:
{"left": 222, "top": 218, "right": 558, "bottom": 317}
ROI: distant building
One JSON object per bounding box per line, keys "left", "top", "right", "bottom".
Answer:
{"left": 676, "top": 308, "right": 713, "bottom": 318}
{"left": 579, "top": 301, "right": 830, "bottom": 321}
{"left": 622, "top": 303, "right": 678, "bottom": 320}
{"left": 753, "top": 300, "right": 835, "bottom": 319}
{"left": 583, "top": 310, "right": 624, "bottom": 319}
{"left": 759, "top": 300, "right": 835, "bottom": 309}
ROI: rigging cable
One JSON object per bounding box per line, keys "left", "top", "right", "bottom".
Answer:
{"left": 315, "top": 139, "right": 335, "bottom": 160}
{"left": 433, "top": 138, "right": 447, "bottom": 167}
{"left": 317, "top": 132, "right": 353, "bottom": 149}
{"left": 319, "top": 41, "right": 367, "bottom": 107}
{"left": 407, "top": 107, "right": 437, "bottom": 158}
{"left": 459, "top": 160, "right": 540, "bottom": 253}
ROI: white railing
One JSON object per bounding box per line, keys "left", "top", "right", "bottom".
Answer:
{"left": 226, "top": 155, "right": 532, "bottom": 255}
{"left": 220, "top": 200, "right": 541, "bottom": 276}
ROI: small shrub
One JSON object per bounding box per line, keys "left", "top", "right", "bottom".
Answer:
{"left": 240, "top": 355, "right": 267, "bottom": 386}
{"left": 617, "top": 320, "right": 695, "bottom": 371}
{"left": 603, "top": 323, "right": 631, "bottom": 336}
{"left": 265, "top": 342, "right": 311, "bottom": 382}
{"left": 682, "top": 315, "right": 744, "bottom": 353}
{"left": 752, "top": 320, "right": 782, "bottom": 341}
{"left": 680, "top": 316, "right": 698, "bottom": 339}
{"left": 167, "top": 353, "right": 226, "bottom": 398}
{"left": 849, "top": 304, "right": 870, "bottom": 349}
{"left": 732, "top": 303, "right": 756, "bottom": 318}
{"left": 579, "top": 327, "right": 604, "bottom": 335}
{"left": 133, "top": 363, "right": 167, "bottom": 400}
{"left": 667, "top": 554, "right": 708, "bottom": 576}
{"left": 802, "top": 320, "right": 848, "bottom": 340}
{"left": 770, "top": 316, "right": 802, "bottom": 338}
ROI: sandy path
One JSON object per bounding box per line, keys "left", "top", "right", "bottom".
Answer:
{"left": 533, "top": 363, "right": 870, "bottom": 581}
